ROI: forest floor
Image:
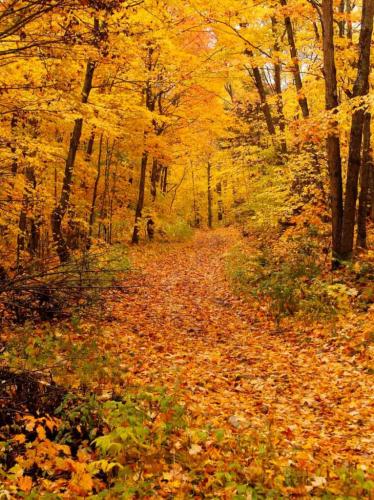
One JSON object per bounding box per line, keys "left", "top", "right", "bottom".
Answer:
{"left": 98, "top": 228, "right": 373, "bottom": 496}
{"left": 2, "top": 228, "right": 373, "bottom": 497}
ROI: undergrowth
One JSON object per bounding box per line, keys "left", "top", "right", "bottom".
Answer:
{"left": 0, "top": 244, "right": 131, "bottom": 324}
{"left": 1, "top": 381, "right": 372, "bottom": 498}
{"left": 160, "top": 218, "right": 194, "bottom": 242}
{"left": 226, "top": 228, "right": 359, "bottom": 324}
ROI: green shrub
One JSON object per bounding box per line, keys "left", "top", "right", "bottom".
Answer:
{"left": 226, "top": 237, "right": 337, "bottom": 323}
{"left": 88, "top": 387, "right": 186, "bottom": 496}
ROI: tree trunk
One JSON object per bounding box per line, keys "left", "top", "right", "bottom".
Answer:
{"left": 191, "top": 168, "right": 199, "bottom": 227}
{"left": 357, "top": 112, "right": 372, "bottom": 248}
{"left": 207, "top": 162, "right": 213, "bottom": 229}
{"left": 151, "top": 158, "right": 161, "bottom": 200}
{"left": 98, "top": 138, "right": 114, "bottom": 241}
{"left": 161, "top": 166, "right": 168, "bottom": 193}
{"left": 10, "top": 113, "right": 18, "bottom": 176}
{"left": 51, "top": 119, "right": 83, "bottom": 262}
{"left": 280, "top": 0, "right": 309, "bottom": 118}
{"left": 322, "top": 0, "right": 344, "bottom": 266}
{"left": 17, "top": 166, "right": 36, "bottom": 266}
{"left": 132, "top": 150, "right": 148, "bottom": 244}
{"left": 370, "top": 168, "right": 374, "bottom": 221}
{"left": 346, "top": 0, "right": 353, "bottom": 40}
{"left": 271, "top": 17, "right": 287, "bottom": 156}
{"left": 108, "top": 167, "right": 117, "bottom": 245}
{"left": 247, "top": 59, "right": 276, "bottom": 137}
{"left": 339, "top": 0, "right": 346, "bottom": 37}
{"left": 88, "top": 133, "right": 103, "bottom": 242}
{"left": 51, "top": 60, "right": 96, "bottom": 262}
{"left": 86, "top": 129, "right": 95, "bottom": 160}
{"left": 341, "top": 0, "right": 374, "bottom": 259}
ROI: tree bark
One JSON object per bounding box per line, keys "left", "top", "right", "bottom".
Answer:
{"left": 132, "top": 150, "right": 148, "bottom": 244}
{"left": 271, "top": 17, "right": 288, "bottom": 156}
{"left": 161, "top": 166, "right": 168, "bottom": 193}
{"left": 88, "top": 133, "right": 103, "bottom": 242}
{"left": 346, "top": 0, "right": 353, "bottom": 40}
{"left": 151, "top": 158, "right": 161, "bottom": 200}
{"left": 280, "top": 0, "right": 310, "bottom": 118}
{"left": 51, "top": 60, "right": 96, "bottom": 262}
{"left": 322, "top": 0, "right": 344, "bottom": 266}
{"left": 341, "top": 0, "right": 374, "bottom": 259}
{"left": 191, "top": 168, "right": 199, "bottom": 227}
{"left": 357, "top": 112, "right": 372, "bottom": 248}
{"left": 108, "top": 167, "right": 117, "bottom": 245}
{"left": 370, "top": 168, "right": 374, "bottom": 221}
{"left": 207, "top": 162, "right": 213, "bottom": 229}
{"left": 17, "top": 166, "right": 37, "bottom": 265}
{"left": 86, "top": 129, "right": 95, "bottom": 160}
{"left": 98, "top": 138, "right": 114, "bottom": 241}
{"left": 247, "top": 59, "right": 277, "bottom": 137}
{"left": 339, "top": 0, "right": 346, "bottom": 37}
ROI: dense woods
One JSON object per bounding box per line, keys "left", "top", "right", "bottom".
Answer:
{"left": 0, "top": 0, "right": 373, "bottom": 497}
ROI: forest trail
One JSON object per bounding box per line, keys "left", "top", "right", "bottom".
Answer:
{"left": 103, "top": 229, "right": 372, "bottom": 475}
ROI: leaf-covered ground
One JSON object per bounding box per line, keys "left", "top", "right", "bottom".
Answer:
{"left": 98, "top": 228, "right": 373, "bottom": 496}
{"left": 2, "top": 228, "right": 373, "bottom": 497}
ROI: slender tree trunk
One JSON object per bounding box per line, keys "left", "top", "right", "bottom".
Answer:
{"left": 207, "top": 162, "right": 213, "bottom": 229}
{"left": 339, "top": 0, "right": 346, "bottom": 37}
{"left": 274, "top": 64, "right": 287, "bottom": 155}
{"left": 281, "top": 0, "right": 323, "bottom": 181}
{"left": 357, "top": 113, "right": 372, "bottom": 248}
{"left": 98, "top": 138, "right": 114, "bottom": 241}
{"left": 370, "top": 168, "right": 374, "bottom": 221}
{"left": 151, "top": 158, "right": 161, "bottom": 200}
{"left": 280, "top": 0, "right": 309, "bottom": 118}
{"left": 161, "top": 166, "right": 168, "bottom": 193}
{"left": 88, "top": 133, "right": 103, "bottom": 242}
{"left": 341, "top": 0, "right": 374, "bottom": 259}
{"left": 17, "top": 166, "right": 36, "bottom": 265}
{"left": 247, "top": 60, "right": 276, "bottom": 137}
{"left": 51, "top": 60, "right": 95, "bottom": 262}
{"left": 271, "top": 17, "right": 287, "bottom": 156}
{"left": 169, "top": 167, "right": 187, "bottom": 212}
{"left": 347, "top": 0, "right": 353, "bottom": 40}
{"left": 86, "top": 129, "right": 95, "bottom": 160}
{"left": 191, "top": 167, "right": 199, "bottom": 227}
{"left": 10, "top": 113, "right": 18, "bottom": 177}
{"left": 313, "top": 22, "right": 321, "bottom": 41}
{"left": 132, "top": 150, "right": 148, "bottom": 244}
{"left": 51, "top": 119, "right": 83, "bottom": 262}
{"left": 322, "top": 0, "right": 344, "bottom": 266}
{"left": 108, "top": 167, "right": 117, "bottom": 245}
{"left": 132, "top": 47, "right": 157, "bottom": 243}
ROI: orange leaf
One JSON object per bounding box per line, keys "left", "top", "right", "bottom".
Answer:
{"left": 14, "top": 434, "right": 26, "bottom": 444}
{"left": 18, "top": 475, "right": 32, "bottom": 492}
{"left": 36, "top": 425, "right": 46, "bottom": 440}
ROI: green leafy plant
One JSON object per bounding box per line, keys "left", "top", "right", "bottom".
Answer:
{"left": 226, "top": 237, "right": 337, "bottom": 323}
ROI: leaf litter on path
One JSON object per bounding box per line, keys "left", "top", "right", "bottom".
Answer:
{"left": 100, "top": 229, "right": 373, "bottom": 496}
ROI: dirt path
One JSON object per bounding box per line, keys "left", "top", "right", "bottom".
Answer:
{"left": 104, "top": 229, "right": 373, "bottom": 486}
